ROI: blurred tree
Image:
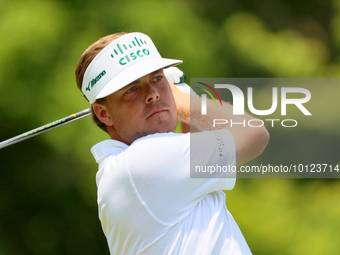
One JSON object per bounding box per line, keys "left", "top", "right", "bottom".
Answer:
{"left": 0, "top": 0, "right": 339, "bottom": 254}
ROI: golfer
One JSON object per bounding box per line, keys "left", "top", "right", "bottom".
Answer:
{"left": 75, "top": 32, "right": 269, "bottom": 255}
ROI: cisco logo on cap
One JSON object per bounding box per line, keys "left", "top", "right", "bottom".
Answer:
{"left": 110, "top": 36, "right": 150, "bottom": 66}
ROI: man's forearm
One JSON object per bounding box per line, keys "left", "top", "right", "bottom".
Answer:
{"left": 171, "top": 83, "right": 270, "bottom": 166}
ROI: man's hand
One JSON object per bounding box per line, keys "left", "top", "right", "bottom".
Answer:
{"left": 164, "top": 67, "right": 192, "bottom": 133}
{"left": 169, "top": 81, "right": 190, "bottom": 123}
{"left": 168, "top": 81, "right": 191, "bottom": 133}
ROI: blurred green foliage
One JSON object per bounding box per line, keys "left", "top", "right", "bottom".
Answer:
{"left": 0, "top": 0, "right": 339, "bottom": 254}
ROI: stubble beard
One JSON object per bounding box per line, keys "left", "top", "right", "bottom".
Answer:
{"left": 127, "top": 117, "right": 178, "bottom": 144}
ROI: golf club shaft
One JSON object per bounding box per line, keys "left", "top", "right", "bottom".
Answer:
{"left": 0, "top": 108, "right": 91, "bottom": 149}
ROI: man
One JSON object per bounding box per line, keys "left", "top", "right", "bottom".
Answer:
{"left": 75, "top": 32, "right": 269, "bottom": 254}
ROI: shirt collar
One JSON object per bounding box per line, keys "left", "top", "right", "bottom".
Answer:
{"left": 91, "top": 139, "right": 129, "bottom": 163}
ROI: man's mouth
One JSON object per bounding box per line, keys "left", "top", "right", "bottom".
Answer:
{"left": 147, "top": 109, "right": 167, "bottom": 119}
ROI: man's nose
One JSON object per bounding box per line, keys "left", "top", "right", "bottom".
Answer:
{"left": 145, "top": 83, "right": 160, "bottom": 103}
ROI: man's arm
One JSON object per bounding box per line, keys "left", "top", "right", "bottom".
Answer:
{"left": 170, "top": 82, "right": 270, "bottom": 167}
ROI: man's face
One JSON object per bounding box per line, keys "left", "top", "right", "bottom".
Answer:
{"left": 98, "top": 69, "right": 178, "bottom": 145}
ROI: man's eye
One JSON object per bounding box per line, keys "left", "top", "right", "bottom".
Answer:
{"left": 153, "top": 76, "right": 162, "bottom": 82}
{"left": 127, "top": 86, "right": 136, "bottom": 93}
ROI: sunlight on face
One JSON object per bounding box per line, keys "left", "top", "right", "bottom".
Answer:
{"left": 104, "top": 69, "right": 178, "bottom": 144}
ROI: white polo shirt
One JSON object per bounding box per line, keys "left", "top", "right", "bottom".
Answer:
{"left": 91, "top": 130, "right": 252, "bottom": 255}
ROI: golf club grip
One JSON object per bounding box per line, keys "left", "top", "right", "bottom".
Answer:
{"left": 0, "top": 108, "right": 91, "bottom": 149}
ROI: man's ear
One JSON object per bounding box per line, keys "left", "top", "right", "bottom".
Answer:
{"left": 92, "top": 102, "right": 113, "bottom": 126}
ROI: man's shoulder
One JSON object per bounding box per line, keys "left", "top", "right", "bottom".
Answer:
{"left": 132, "top": 132, "right": 188, "bottom": 144}
{"left": 128, "top": 132, "right": 190, "bottom": 159}
{"left": 91, "top": 139, "right": 128, "bottom": 163}
{"left": 91, "top": 132, "right": 189, "bottom": 163}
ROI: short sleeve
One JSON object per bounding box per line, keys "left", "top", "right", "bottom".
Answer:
{"left": 125, "top": 130, "right": 236, "bottom": 224}
{"left": 190, "top": 129, "right": 236, "bottom": 179}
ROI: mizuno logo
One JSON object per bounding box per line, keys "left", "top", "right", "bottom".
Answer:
{"left": 86, "top": 70, "right": 106, "bottom": 91}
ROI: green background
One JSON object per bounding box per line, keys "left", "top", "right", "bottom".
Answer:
{"left": 0, "top": 0, "right": 339, "bottom": 254}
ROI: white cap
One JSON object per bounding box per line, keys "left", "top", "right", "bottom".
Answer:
{"left": 82, "top": 32, "right": 183, "bottom": 104}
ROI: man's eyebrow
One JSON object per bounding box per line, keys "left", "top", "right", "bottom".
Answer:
{"left": 151, "top": 69, "right": 163, "bottom": 75}
{"left": 129, "top": 79, "right": 140, "bottom": 85}
{"left": 128, "top": 69, "right": 164, "bottom": 85}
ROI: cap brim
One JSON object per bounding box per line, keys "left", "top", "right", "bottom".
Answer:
{"left": 95, "top": 58, "right": 182, "bottom": 100}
